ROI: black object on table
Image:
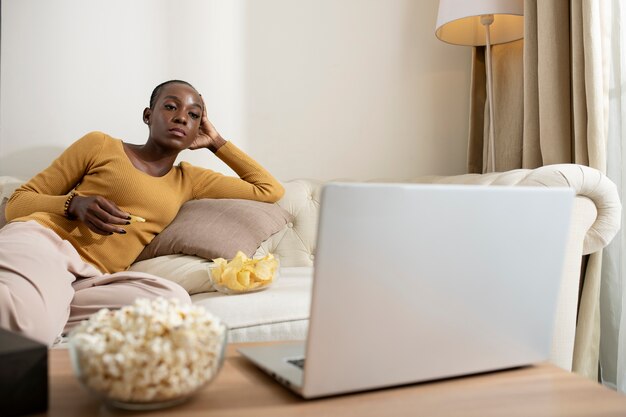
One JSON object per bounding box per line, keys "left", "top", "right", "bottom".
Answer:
{"left": 0, "top": 327, "right": 48, "bottom": 417}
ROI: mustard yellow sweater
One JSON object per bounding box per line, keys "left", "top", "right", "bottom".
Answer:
{"left": 6, "top": 131, "right": 284, "bottom": 273}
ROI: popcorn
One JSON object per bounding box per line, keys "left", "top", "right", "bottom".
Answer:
{"left": 70, "top": 298, "right": 226, "bottom": 404}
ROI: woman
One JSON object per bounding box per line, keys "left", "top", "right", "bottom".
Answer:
{"left": 0, "top": 80, "right": 284, "bottom": 346}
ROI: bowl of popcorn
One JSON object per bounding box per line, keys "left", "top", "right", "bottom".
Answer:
{"left": 210, "top": 251, "right": 279, "bottom": 295}
{"left": 68, "top": 298, "right": 227, "bottom": 410}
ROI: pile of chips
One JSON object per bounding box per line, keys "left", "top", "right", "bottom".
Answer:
{"left": 211, "top": 251, "right": 279, "bottom": 293}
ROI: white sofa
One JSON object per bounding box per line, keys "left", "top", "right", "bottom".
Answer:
{"left": 0, "top": 164, "right": 621, "bottom": 371}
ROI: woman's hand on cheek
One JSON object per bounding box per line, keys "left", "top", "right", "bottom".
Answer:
{"left": 68, "top": 195, "right": 130, "bottom": 235}
{"left": 188, "top": 97, "right": 226, "bottom": 152}
{"left": 187, "top": 115, "right": 217, "bottom": 149}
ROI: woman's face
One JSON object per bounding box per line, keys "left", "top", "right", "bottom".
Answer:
{"left": 144, "top": 83, "right": 203, "bottom": 151}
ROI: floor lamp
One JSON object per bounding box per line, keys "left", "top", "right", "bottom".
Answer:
{"left": 435, "top": 0, "right": 524, "bottom": 173}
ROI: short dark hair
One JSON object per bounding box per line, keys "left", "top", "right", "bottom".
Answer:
{"left": 149, "top": 80, "right": 198, "bottom": 109}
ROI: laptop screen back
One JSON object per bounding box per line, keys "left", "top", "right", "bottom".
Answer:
{"left": 302, "top": 183, "right": 573, "bottom": 398}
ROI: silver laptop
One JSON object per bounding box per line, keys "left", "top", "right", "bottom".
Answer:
{"left": 238, "top": 183, "right": 574, "bottom": 398}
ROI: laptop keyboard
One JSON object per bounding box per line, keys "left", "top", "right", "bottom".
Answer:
{"left": 287, "top": 358, "right": 306, "bottom": 369}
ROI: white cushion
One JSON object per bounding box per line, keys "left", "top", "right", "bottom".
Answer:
{"left": 129, "top": 254, "right": 215, "bottom": 295}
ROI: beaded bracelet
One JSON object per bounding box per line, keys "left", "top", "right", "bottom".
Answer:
{"left": 64, "top": 191, "right": 77, "bottom": 219}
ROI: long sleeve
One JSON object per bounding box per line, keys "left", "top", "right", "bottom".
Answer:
{"left": 185, "top": 141, "right": 284, "bottom": 203}
{"left": 5, "top": 132, "right": 105, "bottom": 221}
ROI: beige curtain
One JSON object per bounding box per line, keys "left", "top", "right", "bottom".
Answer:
{"left": 467, "top": 0, "right": 610, "bottom": 379}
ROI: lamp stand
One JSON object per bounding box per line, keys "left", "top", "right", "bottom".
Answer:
{"left": 481, "top": 14, "right": 496, "bottom": 173}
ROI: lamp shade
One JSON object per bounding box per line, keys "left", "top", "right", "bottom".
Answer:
{"left": 435, "top": 0, "right": 524, "bottom": 46}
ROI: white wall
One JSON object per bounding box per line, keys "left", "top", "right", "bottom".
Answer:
{"left": 0, "top": 0, "right": 471, "bottom": 181}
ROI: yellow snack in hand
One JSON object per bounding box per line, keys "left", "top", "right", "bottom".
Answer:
{"left": 128, "top": 214, "right": 146, "bottom": 223}
{"left": 211, "top": 252, "right": 278, "bottom": 292}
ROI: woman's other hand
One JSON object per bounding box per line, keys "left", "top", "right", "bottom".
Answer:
{"left": 188, "top": 97, "right": 227, "bottom": 152}
{"left": 68, "top": 195, "right": 130, "bottom": 235}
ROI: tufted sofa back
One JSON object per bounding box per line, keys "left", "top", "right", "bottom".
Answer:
{"left": 254, "top": 179, "right": 322, "bottom": 267}
{"left": 255, "top": 164, "right": 621, "bottom": 267}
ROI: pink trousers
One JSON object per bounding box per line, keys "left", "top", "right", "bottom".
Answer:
{"left": 0, "top": 221, "right": 191, "bottom": 346}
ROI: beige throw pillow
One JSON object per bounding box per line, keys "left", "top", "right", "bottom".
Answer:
{"left": 135, "top": 199, "right": 292, "bottom": 262}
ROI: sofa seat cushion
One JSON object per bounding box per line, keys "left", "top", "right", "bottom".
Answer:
{"left": 190, "top": 266, "right": 312, "bottom": 342}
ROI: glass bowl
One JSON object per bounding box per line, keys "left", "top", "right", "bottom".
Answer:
{"left": 209, "top": 258, "right": 280, "bottom": 295}
{"left": 68, "top": 298, "right": 227, "bottom": 410}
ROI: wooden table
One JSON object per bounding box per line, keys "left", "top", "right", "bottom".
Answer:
{"left": 37, "top": 343, "right": 626, "bottom": 417}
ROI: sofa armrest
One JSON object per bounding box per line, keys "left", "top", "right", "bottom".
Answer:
{"left": 0, "top": 177, "right": 26, "bottom": 227}
{"left": 0, "top": 176, "right": 25, "bottom": 202}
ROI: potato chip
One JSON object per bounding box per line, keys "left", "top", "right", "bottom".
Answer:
{"left": 253, "top": 259, "right": 275, "bottom": 280}
{"left": 222, "top": 266, "right": 246, "bottom": 291}
{"left": 128, "top": 214, "right": 146, "bottom": 223}
{"left": 237, "top": 270, "right": 251, "bottom": 287}
{"left": 210, "top": 258, "right": 227, "bottom": 283}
